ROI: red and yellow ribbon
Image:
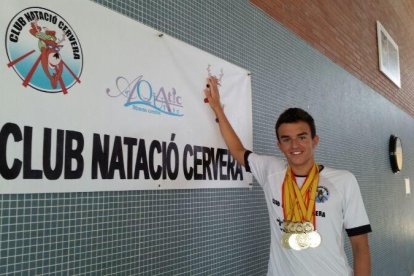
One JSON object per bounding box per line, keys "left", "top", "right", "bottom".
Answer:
{"left": 282, "top": 164, "right": 319, "bottom": 226}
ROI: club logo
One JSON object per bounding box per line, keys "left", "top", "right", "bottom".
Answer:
{"left": 5, "top": 7, "right": 82, "bottom": 94}
{"left": 316, "top": 186, "right": 329, "bottom": 203}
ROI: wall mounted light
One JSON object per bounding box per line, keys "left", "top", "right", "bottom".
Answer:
{"left": 389, "top": 135, "right": 403, "bottom": 173}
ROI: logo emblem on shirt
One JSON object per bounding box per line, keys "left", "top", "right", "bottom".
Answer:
{"left": 316, "top": 186, "right": 329, "bottom": 203}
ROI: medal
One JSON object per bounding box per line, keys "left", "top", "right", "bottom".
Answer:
{"left": 288, "top": 234, "right": 302, "bottom": 251}
{"left": 281, "top": 233, "right": 292, "bottom": 249}
{"left": 308, "top": 231, "right": 322, "bottom": 248}
{"left": 303, "top": 221, "right": 314, "bottom": 232}
{"left": 283, "top": 221, "right": 291, "bottom": 232}
{"left": 295, "top": 233, "right": 310, "bottom": 249}
{"left": 295, "top": 223, "right": 304, "bottom": 233}
{"left": 288, "top": 222, "right": 297, "bottom": 233}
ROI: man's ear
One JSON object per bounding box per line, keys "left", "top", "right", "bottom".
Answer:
{"left": 312, "top": 135, "right": 320, "bottom": 148}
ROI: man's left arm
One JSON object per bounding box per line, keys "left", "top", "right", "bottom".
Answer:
{"left": 343, "top": 172, "right": 372, "bottom": 275}
{"left": 349, "top": 233, "right": 371, "bottom": 276}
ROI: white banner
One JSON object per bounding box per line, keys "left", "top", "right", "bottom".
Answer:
{"left": 0, "top": 0, "right": 253, "bottom": 193}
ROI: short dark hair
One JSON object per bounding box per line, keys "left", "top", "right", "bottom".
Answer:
{"left": 275, "top": 108, "right": 316, "bottom": 141}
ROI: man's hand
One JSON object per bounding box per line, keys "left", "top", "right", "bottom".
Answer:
{"left": 204, "top": 77, "right": 222, "bottom": 114}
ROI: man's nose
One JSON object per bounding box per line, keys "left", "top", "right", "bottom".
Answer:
{"left": 291, "top": 138, "right": 299, "bottom": 148}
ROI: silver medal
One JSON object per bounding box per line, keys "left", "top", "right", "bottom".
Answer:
{"left": 308, "top": 231, "right": 322, "bottom": 248}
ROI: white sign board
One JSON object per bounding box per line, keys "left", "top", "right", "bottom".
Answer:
{"left": 0, "top": 0, "right": 253, "bottom": 193}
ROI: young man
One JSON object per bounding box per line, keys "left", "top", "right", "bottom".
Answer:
{"left": 204, "top": 77, "right": 372, "bottom": 276}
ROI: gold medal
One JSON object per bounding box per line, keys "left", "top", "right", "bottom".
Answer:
{"left": 296, "top": 233, "right": 310, "bottom": 249}
{"left": 295, "top": 223, "right": 304, "bottom": 233}
{"left": 281, "top": 233, "right": 292, "bottom": 249}
{"left": 288, "top": 234, "right": 302, "bottom": 251}
{"left": 308, "top": 231, "right": 322, "bottom": 248}
{"left": 288, "top": 222, "right": 297, "bottom": 233}
{"left": 283, "top": 221, "right": 291, "bottom": 232}
{"left": 303, "top": 222, "right": 314, "bottom": 233}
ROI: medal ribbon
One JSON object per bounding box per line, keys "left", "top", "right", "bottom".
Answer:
{"left": 282, "top": 164, "right": 319, "bottom": 225}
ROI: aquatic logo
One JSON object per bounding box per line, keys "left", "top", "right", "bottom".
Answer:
{"left": 5, "top": 7, "right": 82, "bottom": 94}
{"left": 106, "top": 75, "right": 184, "bottom": 117}
{"left": 316, "top": 186, "right": 329, "bottom": 203}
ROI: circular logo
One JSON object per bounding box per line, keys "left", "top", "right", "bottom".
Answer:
{"left": 5, "top": 7, "right": 82, "bottom": 94}
{"left": 316, "top": 186, "right": 329, "bottom": 203}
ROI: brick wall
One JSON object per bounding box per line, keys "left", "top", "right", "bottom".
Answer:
{"left": 251, "top": 0, "right": 414, "bottom": 117}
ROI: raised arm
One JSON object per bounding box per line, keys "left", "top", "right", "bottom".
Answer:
{"left": 204, "top": 77, "right": 247, "bottom": 166}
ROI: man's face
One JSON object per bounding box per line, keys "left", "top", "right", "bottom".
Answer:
{"left": 277, "top": 121, "right": 319, "bottom": 174}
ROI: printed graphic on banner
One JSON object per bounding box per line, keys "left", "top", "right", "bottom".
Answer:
{"left": 5, "top": 7, "right": 82, "bottom": 94}
{"left": 106, "top": 75, "right": 184, "bottom": 117}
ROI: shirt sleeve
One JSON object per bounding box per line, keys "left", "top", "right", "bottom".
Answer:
{"left": 247, "top": 152, "right": 286, "bottom": 187}
{"left": 343, "top": 172, "right": 372, "bottom": 236}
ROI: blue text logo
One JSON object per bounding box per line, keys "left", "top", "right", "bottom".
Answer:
{"left": 106, "top": 75, "right": 184, "bottom": 117}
